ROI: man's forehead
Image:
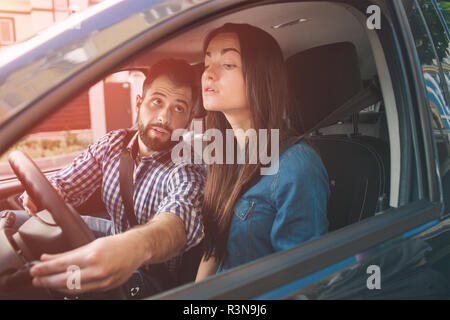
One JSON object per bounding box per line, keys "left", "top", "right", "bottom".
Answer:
{"left": 145, "top": 75, "right": 192, "bottom": 101}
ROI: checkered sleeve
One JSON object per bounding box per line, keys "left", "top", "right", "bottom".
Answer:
{"left": 157, "top": 163, "right": 207, "bottom": 252}
{"left": 46, "top": 131, "right": 125, "bottom": 207}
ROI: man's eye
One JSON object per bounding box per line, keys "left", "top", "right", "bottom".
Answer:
{"left": 174, "top": 105, "right": 185, "bottom": 113}
{"left": 151, "top": 98, "right": 162, "bottom": 105}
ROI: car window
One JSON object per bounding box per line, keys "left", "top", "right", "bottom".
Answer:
{"left": 416, "top": 0, "right": 450, "bottom": 103}
{"left": 437, "top": 0, "right": 450, "bottom": 30}
{"left": 0, "top": 70, "right": 145, "bottom": 181}
{"left": 0, "top": 89, "right": 92, "bottom": 180}
{"left": 404, "top": 0, "right": 450, "bottom": 214}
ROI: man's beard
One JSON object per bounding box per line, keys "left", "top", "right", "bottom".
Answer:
{"left": 138, "top": 118, "right": 177, "bottom": 152}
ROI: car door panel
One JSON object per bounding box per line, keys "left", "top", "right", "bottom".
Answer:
{"left": 154, "top": 200, "right": 442, "bottom": 299}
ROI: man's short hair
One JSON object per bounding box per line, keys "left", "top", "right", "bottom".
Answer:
{"left": 143, "top": 59, "right": 200, "bottom": 113}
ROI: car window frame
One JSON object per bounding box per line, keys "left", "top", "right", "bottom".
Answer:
{"left": 414, "top": 0, "right": 450, "bottom": 216}
{"left": 400, "top": 0, "right": 449, "bottom": 215}
{"left": 154, "top": 0, "right": 444, "bottom": 298}
{"left": 435, "top": 0, "right": 450, "bottom": 36}
{"left": 395, "top": 0, "right": 443, "bottom": 204}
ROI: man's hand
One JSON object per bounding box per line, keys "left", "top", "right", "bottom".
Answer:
{"left": 29, "top": 233, "right": 144, "bottom": 294}
{"left": 22, "top": 185, "right": 63, "bottom": 216}
{"left": 29, "top": 212, "right": 187, "bottom": 294}
{"left": 22, "top": 191, "right": 38, "bottom": 216}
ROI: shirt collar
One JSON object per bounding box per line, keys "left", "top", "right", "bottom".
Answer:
{"left": 125, "top": 131, "right": 139, "bottom": 160}
{"left": 125, "top": 131, "right": 171, "bottom": 164}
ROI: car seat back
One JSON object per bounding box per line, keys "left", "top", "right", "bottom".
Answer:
{"left": 286, "top": 42, "right": 390, "bottom": 230}
{"left": 308, "top": 136, "right": 389, "bottom": 231}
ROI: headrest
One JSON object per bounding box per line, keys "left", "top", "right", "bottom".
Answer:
{"left": 286, "top": 42, "right": 362, "bottom": 133}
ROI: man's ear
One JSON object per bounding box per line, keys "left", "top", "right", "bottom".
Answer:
{"left": 136, "top": 94, "right": 143, "bottom": 111}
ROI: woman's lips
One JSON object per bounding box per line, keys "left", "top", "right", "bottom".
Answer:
{"left": 204, "top": 87, "right": 218, "bottom": 95}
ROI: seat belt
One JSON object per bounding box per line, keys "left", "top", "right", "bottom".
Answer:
{"left": 118, "top": 130, "right": 174, "bottom": 293}
{"left": 283, "top": 80, "right": 382, "bottom": 151}
{"left": 119, "top": 130, "right": 138, "bottom": 227}
{"left": 308, "top": 79, "right": 382, "bottom": 135}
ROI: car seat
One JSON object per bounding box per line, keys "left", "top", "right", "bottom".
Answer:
{"left": 286, "top": 42, "right": 390, "bottom": 231}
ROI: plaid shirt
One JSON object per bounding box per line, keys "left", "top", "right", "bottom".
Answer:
{"left": 46, "top": 129, "right": 206, "bottom": 253}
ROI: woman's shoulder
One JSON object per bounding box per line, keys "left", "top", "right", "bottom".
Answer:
{"left": 272, "top": 138, "right": 327, "bottom": 181}
{"left": 270, "top": 138, "right": 330, "bottom": 204}
{"left": 279, "top": 139, "right": 321, "bottom": 166}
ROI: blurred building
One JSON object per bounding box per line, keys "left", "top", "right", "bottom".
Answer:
{"left": 0, "top": 0, "right": 106, "bottom": 49}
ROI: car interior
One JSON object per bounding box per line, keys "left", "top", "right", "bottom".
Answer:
{"left": 116, "top": 1, "right": 397, "bottom": 229}
{"left": 0, "top": 0, "right": 405, "bottom": 297}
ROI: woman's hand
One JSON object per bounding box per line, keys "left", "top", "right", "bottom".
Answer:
{"left": 195, "top": 254, "right": 219, "bottom": 282}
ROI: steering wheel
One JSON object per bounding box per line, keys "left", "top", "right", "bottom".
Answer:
{"left": 8, "top": 150, "right": 95, "bottom": 249}
{"left": 4, "top": 151, "right": 130, "bottom": 299}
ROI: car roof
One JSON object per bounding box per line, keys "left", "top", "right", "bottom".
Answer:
{"left": 125, "top": 2, "right": 376, "bottom": 80}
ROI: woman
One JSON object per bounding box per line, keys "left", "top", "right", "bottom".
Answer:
{"left": 196, "top": 23, "right": 330, "bottom": 280}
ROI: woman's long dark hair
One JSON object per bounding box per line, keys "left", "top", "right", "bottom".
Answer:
{"left": 201, "top": 23, "right": 298, "bottom": 262}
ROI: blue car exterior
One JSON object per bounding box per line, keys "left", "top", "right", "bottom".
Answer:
{"left": 0, "top": 0, "right": 449, "bottom": 300}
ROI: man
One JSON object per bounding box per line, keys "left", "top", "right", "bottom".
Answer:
{"left": 8, "top": 59, "right": 206, "bottom": 297}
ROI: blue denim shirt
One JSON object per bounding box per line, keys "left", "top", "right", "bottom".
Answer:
{"left": 218, "top": 140, "right": 330, "bottom": 272}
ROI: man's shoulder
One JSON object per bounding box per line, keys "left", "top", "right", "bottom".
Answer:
{"left": 96, "top": 129, "right": 135, "bottom": 149}
{"left": 167, "top": 158, "right": 208, "bottom": 183}
{"left": 100, "top": 128, "right": 132, "bottom": 141}
{"left": 169, "top": 139, "right": 205, "bottom": 166}
{"left": 170, "top": 160, "right": 207, "bottom": 175}
{"left": 85, "top": 129, "right": 136, "bottom": 162}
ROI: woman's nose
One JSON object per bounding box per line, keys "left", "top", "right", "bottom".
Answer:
{"left": 203, "top": 64, "right": 218, "bottom": 81}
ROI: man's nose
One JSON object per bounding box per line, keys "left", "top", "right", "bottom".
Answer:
{"left": 156, "top": 107, "right": 171, "bottom": 124}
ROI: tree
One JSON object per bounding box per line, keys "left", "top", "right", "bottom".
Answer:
{"left": 406, "top": 0, "right": 449, "bottom": 66}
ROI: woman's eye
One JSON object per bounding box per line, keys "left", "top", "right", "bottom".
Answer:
{"left": 204, "top": 65, "right": 209, "bottom": 70}
{"left": 223, "top": 64, "right": 235, "bottom": 70}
